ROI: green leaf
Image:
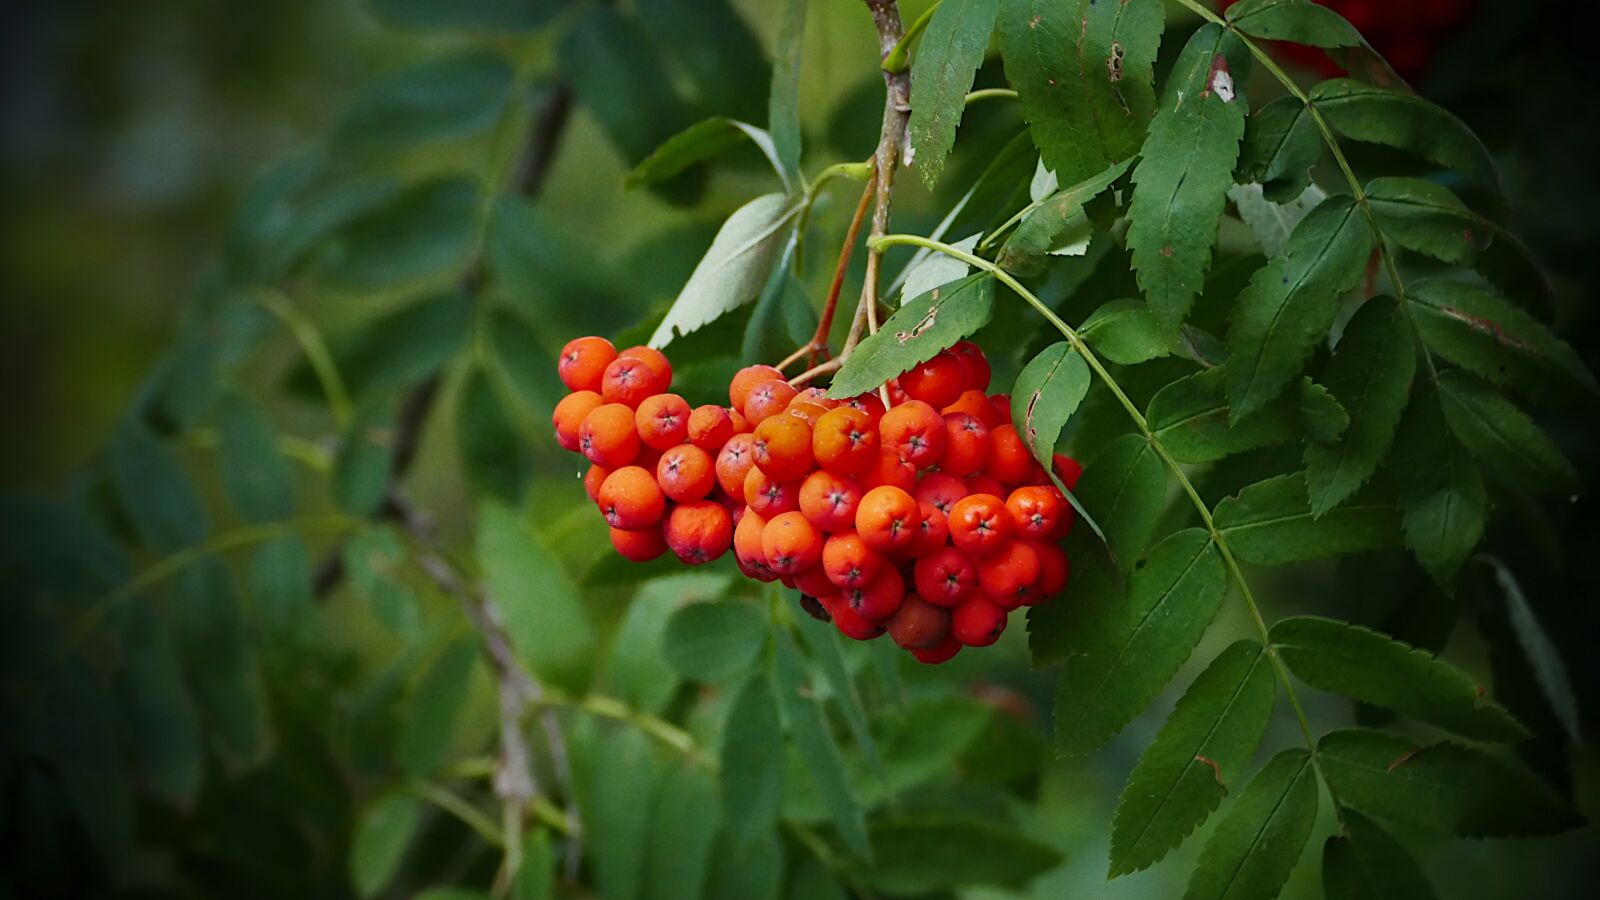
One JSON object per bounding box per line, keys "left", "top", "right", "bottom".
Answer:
{"left": 174, "top": 559, "right": 266, "bottom": 761}
{"left": 1028, "top": 542, "right": 1116, "bottom": 667}
{"left": 1215, "top": 474, "right": 1401, "bottom": 566}
{"left": 1055, "top": 528, "right": 1227, "bottom": 756}
{"left": 909, "top": 0, "right": 1000, "bottom": 189}
{"left": 720, "top": 675, "right": 785, "bottom": 849}
{"left": 643, "top": 762, "right": 720, "bottom": 900}
{"left": 248, "top": 534, "right": 315, "bottom": 648}
{"left": 1226, "top": 0, "right": 1363, "bottom": 48}
{"left": 368, "top": 0, "right": 560, "bottom": 31}
{"left": 827, "top": 274, "right": 996, "bottom": 398}
{"left": 862, "top": 818, "right": 1064, "bottom": 894}
{"left": 1323, "top": 811, "right": 1438, "bottom": 900}
{"left": 589, "top": 726, "right": 657, "bottom": 900}
{"left": 477, "top": 500, "right": 597, "bottom": 693}
{"left": 117, "top": 604, "right": 203, "bottom": 807}
{"left": 344, "top": 526, "right": 419, "bottom": 635}
{"left": 1297, "top": 379, "right": 1349, "bottom": 443}
{"left": 1225, "top": 194, "right": 1373, "bottom": 421}
{"left": 1236, "top": 96, "right": 1319, "bottom": 202}
{"left": 398, "top": 637, "right": 479, "bottom": 775}
{"left": 1146, "top": 367, "right": 1308, "bottom": 464}
{"left": 225, "top": 154, "right": 398, "bottom": 282}
{"left": 1437, "top": 372, "right": 1577, "bottom": 493}
{"left": 606, "top": 575, "right": 721, "bottom": 714}
{"left": 457, "top": 367, "right": 532, "bottom": 501}
{"left": 1227, "top": 182, "right": 1327, "bottom": 259}
{"left": 486, "top": 197, "right": 631, "bottom": 336}
{"left": 795, "top": 614, "right": 884, "bottom": 785}
{"left": 350, "top": 793, "right": 421, "bottom": 897}
{"left": 1312, "top": 79, "right": 1500, "bottom": 191}
{"left": 649, "top": 193, "right": 797, "bottom": 347}
{"left": 312, "top": 292, "right": 471, "bottom": 403}
{"left": 1304, "top": 297, "right": 1416, "bottom": 514}
{"left": 772, "top": 629, "right": 870, "bottom": 859}
{"left": 327, "top": 177, "right": 478, "bottom": 289}
{"left": 1109, "top": 640, "right": 1276, "bottom": 875}
{"left": 1127, "top": 23, "right": 1247, "bottom": 331}
{"left": 333, "top": 52, "right": 513, "bottom": 156}
{"left": 560, "top": 8, "right": 695, "bottom": 165}
{"left": 626, "top": 118, "right": 786, "bottom": 190}
{"left": 998, "top": 158, "right": 1129, "bottom": 276}
{"left": 216, "top": 391, "right": 294, "bottom": 522}
{"left": 489, "top": 308, "right": 562, "bottom": 416}
{"left": 707, "top": 828, "right": 784, "bottom": 900}
{"left": 997, "top": 0, "right": 1164, "bottom": 184}
{"left": 789, "top": 859, "right": 848, "bottom": 900}
{"left": 1317, "top": 728, "right": 1581, "bottom": 837}
{"left": 662, "top": 601, "right": 766, "bottom": 683}
{"left": 1391, "top": 384, "right": 1486, "bottom": 587}
{"left": 1011, "top": 341, "right": 1091, "bottom": 467}
{"left": 637, "top": 0, "right": 770, "bottom": 125}
{"left": 1183, "top": 749, "right": 1318, "bottom": 900}
{"left": 899, "top": 233, "right": 978, "bottom": 306}
{"left": 1080, "top": 299, "right": 1172, "bottom": 365}
{"left": 1409, "top": 278, "right": 1596, "bottom": 400}
{"left": 1070, "top": 433, "right": 1167, "bottom": 573}
{"left": 1486, "top": 560, "right": 1582, "bottom": 743}
{"left": 332, "top": 403, "right": 394, "bottom": 517}
{"left": 109, "top": 418, "right": 205, "bottom": 553}
{"left": 513, "top": 829, "right": 556, "bottom": 900}
{"left": 768, "top": 0, "right": 807, "bottom": 187}
{"left": 1272, "top": 615, "right": 1527, "bottom": 741}
{"left": 742, "top": 236, "right": 815, "bottom": 364}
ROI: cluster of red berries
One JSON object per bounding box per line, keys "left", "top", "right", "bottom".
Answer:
{"left": 550, "top": 337, "right": 1082, "bottom": 665}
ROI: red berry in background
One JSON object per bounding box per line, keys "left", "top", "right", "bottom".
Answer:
{"left": 792, "top": 566, "right": 836, "bottom": 599}
{"left": 986, "top": 425, "right": 1035, "bottom": 486}
{"left": 825, "top": 596, "right": 888, "bottom": 641}
{"left": 583, "top": 464, "right": 610, "bottom": 504}
{"left": 911, "top": 635, "right": 962, "bottom": 665}
{"left": 951, "top": 597, "right": 1007, "bottom": 646}
{"left": 1034, "top": 540, "right": 1070, "bottom": 601}
{"left": 914, "top": 546, "right": 978, "bottom": 607}
{"left": 858, "top": 450, "right": 918, "bottom": 492}
{"left": 978, "top": 540, "right": 1041, "bottom": 609}
{"left": 909, "top": 501, "right": 949, "bottom": 557}
{"left": 887, "top": 594, "right": 952, "bottom": 649}
{"left": 913, "top": 471, "right": 969, "bottom": 515}
{"left": 610, "top": 525, "right": 667, "bottom": 562}
{"left": 1052, "top": 453, "right": 1084, "bottom": 492}
{"left": 734, "top": 510, "right": 776, "bottom": 581}
{"left": 558, "top": 336, "right": 618, "bottom": 392}
{"left": 843, "top": 392, "right": 886, "bottom": 424}
{"left": 618, "top": 345, "right": 671, "bottom": 380}
{"left": 950, "top": 340, "right": 991, "bottom": 392}
{"left": 843, "top": 565, "right": 906, "bottom": 619}
{"left": 985, "top": 393, "right": 1013, "bottom": 428}
{"left": 744, "top": 467, "right": 802, "bottom": 518}
{"left": 899, "top": 350, "right": 966, "bottom": 408}
{"left": 941, "top": 412, "right": 991, "bottom": 477}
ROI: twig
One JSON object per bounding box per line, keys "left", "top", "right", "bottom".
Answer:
{"left": 859, "top": 0, "right": 911, "bottom": 406}
{"left": 804, "top": 171, "right": 878, "bottom": 365}
{"left": 788, "top": 357, "right": 844, "bottom": 387}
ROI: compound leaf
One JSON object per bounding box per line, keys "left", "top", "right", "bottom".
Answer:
{"left": 828, "top": 274, "right": 996, "bottom": 398}
{"left": 1011, "top": 342, "right": 1091, "bottom": 467}
{"left": 1183, "top": 749, "right": 1318, "bottom": 900}
{"left": 1323, "top": 811, "right": 1438, "bottom": 900}
{"left": 1216, "top": 474, "right": 1401, "bottom": 566}
{"left": 650, "top": 193, "right": 797, "bottom": 347}
{"left": 1436, "top": 371, "right": 1578, "bottom": 494}
{"left": 1071, "top": 432, "right": 1168, "bottom": 573}
{"left": 1392, "top": 384, "right": 1486, "bottom": 588}
{"left": 862, "top": 818, "right": 1064, "bottom": 894}
{"left": 909, "top": 0, "right": 1001, "bottom": 188}
{"left": 1236, "top": 96, "right": 1320, "bottom": 202}
{"left": 1312, "top": 79, "right": 1499, "bottom": 192}
{"left": 1408, "top": 278, "right": 1595, "bottom": 400}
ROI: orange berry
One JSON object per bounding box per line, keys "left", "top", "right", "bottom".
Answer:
{"left": 714, "top": 433, "right": 757, "bottom": 497}
{"left": 812, "top": 407, "right": 879, "bottom": 476}
{"left": 910, "top": 634, "right": 962, "bottom": 664}
{"left": 822, "top": 531, "right": 885, "bottom": 590}
{"left": 579, "top": 403, "right": 640, "bottom": 468}
{"left": 1053, "top": 454, "right": 1084, "bottom": 492}
{"left": 844, "top": 392, "right": 886, "bottom": 425}
{"left": 796, "top": 387, "right": 839, "bottom": 408}
{"left": 744, "top": 468, "right": 802, "bottom": 517}
{"left": 859, "top": 450, "right": 917, "bottom": 492}
{"left": 950, "top": 340, "right": 992, "bottom": 392}
{"left": 899, "top": 350, "right": 966, "bottom": 409}
{"left": 785, "top": 399, "right": 830, "bottom": 426}
{"left": 941, "top": 412, "right": 991, "bottom": 477}
{"left": 842, "top": 565, "right": 905, "bottom": 619}
{"left": 1006, "top": 485, "right": 1066, "bottom": 540}
{"left": 914, "top": 547, "right": 978, "bottom": 607}
{"left": 762, "top": 511, "right": 823, "bottom": 576}
{"left": 799, "top": 470, "right": 863, "bottom": 533}
{"left": 553, "top": 390, "right": 604, "bottom": 452}
{"left": 951, "top": 597, "right": 1007, "bottom": 646}
{"left": 657, "top": 444, "right": 716, "bottom": 502}
{"left": 663, "top": 500, "right": 733, "bottom": 564}
{"left": 886, "top": 594, "right": 952, "bottom": 650}
{"left": 986, "top": 425, "right": 1035, "bottom": 486}
{"left": 734, "top": 510, "right": 776, "bottom": 581}
{"left": 879, "top": 400, "right": 946, "bottom": 469}
{"left": 986, "top": 393, "right": 1013, "bottom": 428}
{"left": 618, "top": 345, "right": 672, "bottom": 381}
{"left": 912, "top": 472, "right": 969, "bottom": 515}
{"left": 687, "top": 405, "right": 734, "bottom": 450}
{"left": 635, "top": 393, "right": 691, "bottom": 450}
{"left": 752, "top": 414, "right": 814, "bottom": 481}
{"left": 978, "top": 540, "right": 1041, "bottom": 609}
{"left": 558, "top": 336, "right": 617, "bottom": 393}
{"left": 909, "top": 501, "right": 949, "bottom": 557}
{"left": 610, "top": 525, "right": 667, "bottom": 562}
{"left": 948, "top": 493, "right": 1012, "bottom": 558}
{"left": 854, "top": 485, "right": 921, "bottom": 554}
{"left": 743, "top": 379, "right": 799, "bottom": 426}
{"left": 822, "top": 595, "right": 888, "bottom": 641}
{"left": 597, "top": 466, "right": 665, "bottom": 530}
{"left": 727, "top": 407, "right": 750, "bottom": 432}
{"left": 600, "top": 355, "right": 669, "bottom": 408}
{"left": 584, "top": 464, "right": 610, "bottom": 503}
{"left": 1032, "top": 541, "right": 1069, "bottom": 603}
{"left": 941, "top": 389, "right": 990, "bottom": 420}
{"left": 965, "top": 472, "right": 1006, "bottom": 498}
{"left": 793, "top": 566, "right": 836, "bottom": 598}
{"left": 729, "top": 364, "right": 785, "bottom": 411}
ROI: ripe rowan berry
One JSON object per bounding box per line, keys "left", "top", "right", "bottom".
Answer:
{"left": 687, "top": 405, "right": 734, "bottom": 450}
{"left": 913, "top": 546, "right": 978, "bottom": 607}
{"left": 879, "top": 400, "right": 946, "bottom": 469}
{"left": 842, "top": 564, "right": 905, "bottom": 619}
{"left": 762, "top": 511, "right": 823, "bottom": 576}
{"left": 734, "top": 509, "right": 775, "bottom": 581}
{"left": 1033, "top": 540, "right": 1069, "bottom": 602}
{"left": 579, "top": 403, "right": 640, "bottom": 468}
{"left": 635, "top": 393, "right": 691, "bottom": 450}
{"left": 558, "top": 336, "right": 617, "bottom": 393}
{"left": 909, "top": 501, "right": 949, "bottom": 557}
{"left": 744, "top": 468, "right": 802, "bottom": 517}
{"left": 656, "top": 444, "right": 716, "bottom": 502}
{"left": 792, "top": 566, "right": 836, "bottom": 598}
{"left": 1052, "top": 453, "right": 1084, "bottom": 492}
{"left": 728, "top": 407, "right": 750, "bottom": 432}
{"left": 822, "top": 531, "right": 885, "bottom": 589}
{"left": 858, "top": 450, "right": 917, "bottom": 492}
{"left": 899, "top": 350, "right": 966, "bottom": 408}
{"left": 986, "top": 424, "right": 1035, "bottom": 486}
{"left": 553, "top": 390, "right": 605, "bottom": 452}
{"left": 601, "top": 355, "right": 669, "bottom": 408}
{"left": 618, "top": 345, "right": 672, "bottom": 382}
{"left": 714, "top": 433, "right": 757, "bottom": 497}
{"left": 799, "top": 470, "right": 863, "bottom": 533}
{"left": 910, "top": 634, "right": 962, "bottom": 664}
{"left": 729, "top": 364, "right": 785, "bottom": 411}
{"left": 785, "top": 399, "right": 830, "bottom": 426}
{"left": 855, "top": 485, "right": 921, "bottom": 554}
{"left": 752, "top": 414, "right": 814, "bottom": 481}
{"left": 977, "top": 540, "right": 1041, "bottom": 609}
{"left": 843, "top": 392, "right": 886, "bottom": 424}
{"left": 951, "top": 597, "right": 1007, "bottom": 646}
{"left": 941, "top": 389, "right": 990, "bottom": 420}
{"left": 948, "top": 493, "right": 1012, "bottom": 558}
{"left": 812, "top": 407, "right": 878, "bottom": 476}
{"left": 941, "top": 412, "right": 991, "bottom": 477}
{"left": 583, "top": 464, "right": 610, "bottom": 503}
{"left": 913, "top": 471, "right": 969, "bottom": 515}
{"left": 597, "top": 466, "right": 665, "bottom": 530}
{"left": 1006, "top": 485, "right": 1066, "bottom": 540}
{"left": 743, "top": 379, "right": 799, "bottom": 426}
{"left": 950, "top": 340, "right": 991, "bottom": 392}
{"left": 663, "top": 500, "right": 733, "bottom": 564}
{"left": 823, "top": 595, "right": 888, "bottom": 641}
{"left": 886, "top": 594, "right": 952, "bottom": 650}
{"left": 986, "top": 393, "right": 1013, "bottom": 428}
{"left": 610, "top": 525, "right": 667, "bottom": 562}
{"left": 964, "top": 472, "right": 1006, "bottom": 499}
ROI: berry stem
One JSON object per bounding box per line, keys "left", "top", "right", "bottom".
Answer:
{"left": 858, "top": 0, "right": 911, "bottom": 408}
{"left": 802, "top": 168, "right": 878, "bottom": 367}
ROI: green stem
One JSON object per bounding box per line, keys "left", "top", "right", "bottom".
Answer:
{"left": 253, "top": 288, "right": 355, "bottom": 427}
{"left": 963, "top": 87, "right": 1018, "bottom": 105}
{"left": 1170, "top": 0, "right": 1439, "bottom": 382}
{"left": 182, "top": 427, "right": 333, "bottom": 473}
{"left": 880, "top": 0, "right": 939, "bottom": 73}
{"left": 868, "top": 232, "right": 1324, "bottom": 762}
{"left": 411, "top": 779, "right": 506, "bottom": 848}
